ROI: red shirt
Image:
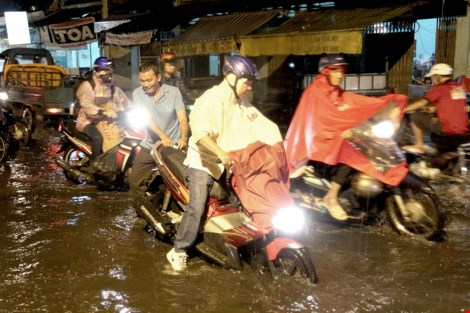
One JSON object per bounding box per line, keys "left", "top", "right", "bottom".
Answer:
{"left": 425, "top": 81, "right": 468, "bottom": 134}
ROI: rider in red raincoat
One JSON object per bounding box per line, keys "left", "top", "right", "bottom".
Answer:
{"left": 284, "top": 54, "right": 408, "bottom": 220}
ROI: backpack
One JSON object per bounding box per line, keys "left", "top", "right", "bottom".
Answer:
{"left": 73, "top": 71, "right": 115, "bottom": 116}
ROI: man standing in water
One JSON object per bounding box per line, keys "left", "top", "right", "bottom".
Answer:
{"left": 129, "top": 62, "right": 189, "bottom": 202}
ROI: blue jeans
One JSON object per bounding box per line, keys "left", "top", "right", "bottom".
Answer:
{"left": 174, "top": 167, "right": 214, "bottom": 253}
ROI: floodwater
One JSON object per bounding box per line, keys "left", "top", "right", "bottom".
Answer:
{"left": 0, "top": 127, "right": 470, "bottom": 313}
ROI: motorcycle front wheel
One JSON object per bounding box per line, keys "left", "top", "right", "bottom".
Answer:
{"left": 252, "top": 247, "right": 318, "bottom": 284}
{"left": 386, "top": 190, "right": 444, "bottom": 240}
{"left": 63, "top": 146, "right": 88, "bottom": 184}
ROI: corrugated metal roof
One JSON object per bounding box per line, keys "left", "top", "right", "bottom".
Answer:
{"left": 267, "top": 5, "right": 417, "bottom": 34}
{"left": 168, "top": 10, "right": 281, "bottom": 44}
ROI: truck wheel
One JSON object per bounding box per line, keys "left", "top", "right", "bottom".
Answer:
{"left": 12, "top": 121, "right": 31, "bottom": 147}
{"left": 0, "top": 135, "right": 8, "bottom": 163}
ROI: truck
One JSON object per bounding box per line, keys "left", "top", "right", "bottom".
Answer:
{"left": 0, "top": 48, "right": 78, "bottom": 130}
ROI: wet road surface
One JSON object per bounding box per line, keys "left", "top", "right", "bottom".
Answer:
{"left": 0, "top": 126, "right": 470, "bottom": 312}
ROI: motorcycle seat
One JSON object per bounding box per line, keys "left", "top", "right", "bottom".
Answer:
{"left": 431, "top": 133, "right": 470, "bottom": 152}
{"left": 161, "top": 147, "right": 229, "bottom": 201}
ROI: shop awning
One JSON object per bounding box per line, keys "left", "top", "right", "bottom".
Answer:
{"left": 165, "top": 10, "right": 282, "bottom": 56}
{"left": 30, "top": 1, "right": 102, "bottom": 27}
{"left": 166, "top": 5, "right": 417, "bottom": 56}
{"left": 240, "top": 29, "right": 363, "bottom": 55}
{"left": 240, "top": 5, "right": 417, "bottom": 56}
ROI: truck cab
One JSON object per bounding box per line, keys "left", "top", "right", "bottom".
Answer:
{"left": 0, "top": 48, "right": 78, "bottom": 129}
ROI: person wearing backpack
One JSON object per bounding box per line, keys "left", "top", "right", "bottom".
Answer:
{"left": 75, "top": 56, "right": 132, "bottom": 160}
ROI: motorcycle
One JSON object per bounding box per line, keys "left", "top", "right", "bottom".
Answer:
{"left": 55, "top": 107, "right": 146, "bottom": 190}
{"left": 290, "top": 102, "right": 445, "bottom": 241}
{"left": 0, "top": 97, "right": 31, "bottom": 162}
{"left": 135, "top": 141, "right": 319, "bottom": 284}
{"left": 403, "top": 133, "right": 470, "bottom": 183}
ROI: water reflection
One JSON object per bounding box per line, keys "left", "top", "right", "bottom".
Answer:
{"left": 0, "top": 128, "right": 470, "bottom": 312}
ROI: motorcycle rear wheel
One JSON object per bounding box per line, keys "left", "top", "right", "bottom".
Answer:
{"left": 252, "top": 247, "right": 318, "bottom": 284}
{"left": 386, "top": 190, "right": 444, "bottom": 240}
{"left": 63, "top": 146, "right": 87, "bottom": 184}
{"left": 0, "top": 134, "right": 8, "bottom": 163}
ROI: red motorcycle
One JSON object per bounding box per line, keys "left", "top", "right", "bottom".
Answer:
{"left": 135, "top": 141, "right": 318, "bottom": 284}
{"left": 55, "top": 108, "right": 146, "bottom": 190}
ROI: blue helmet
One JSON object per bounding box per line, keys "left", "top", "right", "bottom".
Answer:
{"left": 318, "top": 54, "right": 348, "bottom": 71}
{"left": 93, "top": 56, "right": 113, "bottom": 71}
{"left": 222, "top": 55, "right": 258, "bottom": 80}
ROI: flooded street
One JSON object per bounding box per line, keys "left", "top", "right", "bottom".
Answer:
{"left": 1, "top": 126, "right": 470, "bottom": 313}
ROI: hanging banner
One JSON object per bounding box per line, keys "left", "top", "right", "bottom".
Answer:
{"left": 104, "top": 30, "right": 156, "bottom": 46}
{"left": 39, "top": 17, "right": 96, "bottom": 47}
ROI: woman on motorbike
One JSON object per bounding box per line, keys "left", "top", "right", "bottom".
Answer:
{"left": 75, "top": 57, "right": 132, "bottom": 160}
{"left": 284, "top": 54, "right": 408, "bottom": 221}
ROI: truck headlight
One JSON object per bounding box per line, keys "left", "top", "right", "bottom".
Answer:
{"left": 0, "top": 91, "right": 8, "bottom": 101}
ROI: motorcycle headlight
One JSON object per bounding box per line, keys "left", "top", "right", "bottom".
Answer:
{"left": 371, "top": 121, "right": 395, "bottom": 139}
{"left": 0, "top": 91, "right": 8, "bottom": 101}
{"left": 126, "top": 107, "right": 147, "bottom": 130}
{"left": 272, "top": 206, "right": 304, "bottom": 234}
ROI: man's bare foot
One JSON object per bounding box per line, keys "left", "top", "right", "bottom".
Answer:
{"left": 290, "top": 165, "right": 307, "bottom": 178}
{"left": 402, "top": 145, "right": 425, "bottom": 155}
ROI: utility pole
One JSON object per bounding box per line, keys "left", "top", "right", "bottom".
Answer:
{"left": 101, "top": 0, "right": 109, "bottom": 57}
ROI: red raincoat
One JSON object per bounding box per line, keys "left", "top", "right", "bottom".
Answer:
{"left": 284, "top": 74, "right": 409, "bottom": 186}
{"left": 230, "top": 141, "right": 295, "bottom": 232}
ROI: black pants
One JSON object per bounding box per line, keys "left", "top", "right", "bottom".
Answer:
{"left": 128, "top": 147, "right": 154, "bottom": 200}
{"left": 310, "top": 161, "right": 355, "bottom": 185}
{"left": 81, "top": 124, "right": 103, "bottom": 160}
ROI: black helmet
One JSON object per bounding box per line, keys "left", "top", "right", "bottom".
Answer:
{"left": 318, "top": 54, "right": 348, "bottom": 71}
{"left": 93, "top": 56, "right": 113, "bottom": 71}
{"left": 222, "top": 55, "right": 258, "bottom": 80}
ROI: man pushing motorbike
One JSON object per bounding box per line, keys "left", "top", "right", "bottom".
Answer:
{"left": 129, "top": 62, "right": 189, "bottom": 202}
{"left": 76, "top": 57, "right": 132, "bottom": 160}
{"left": 284, "top": 54, "right": 408, "bottom": 221}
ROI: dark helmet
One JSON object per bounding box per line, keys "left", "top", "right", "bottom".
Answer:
{"left": 222, "top": 55, "right": 258, "bottom": 80}
{"left": 318, "top": 54, "right": 348, "bottom": 71}
{"left": 160, "top": 52, "right": 177, "bottom": 62}
{"left": 93, "top": 56, "right": 113, "bottom": 71}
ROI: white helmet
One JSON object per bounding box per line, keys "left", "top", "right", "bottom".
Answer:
{"left": 425, "top": 63, "right": 453, "bottom": 77}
